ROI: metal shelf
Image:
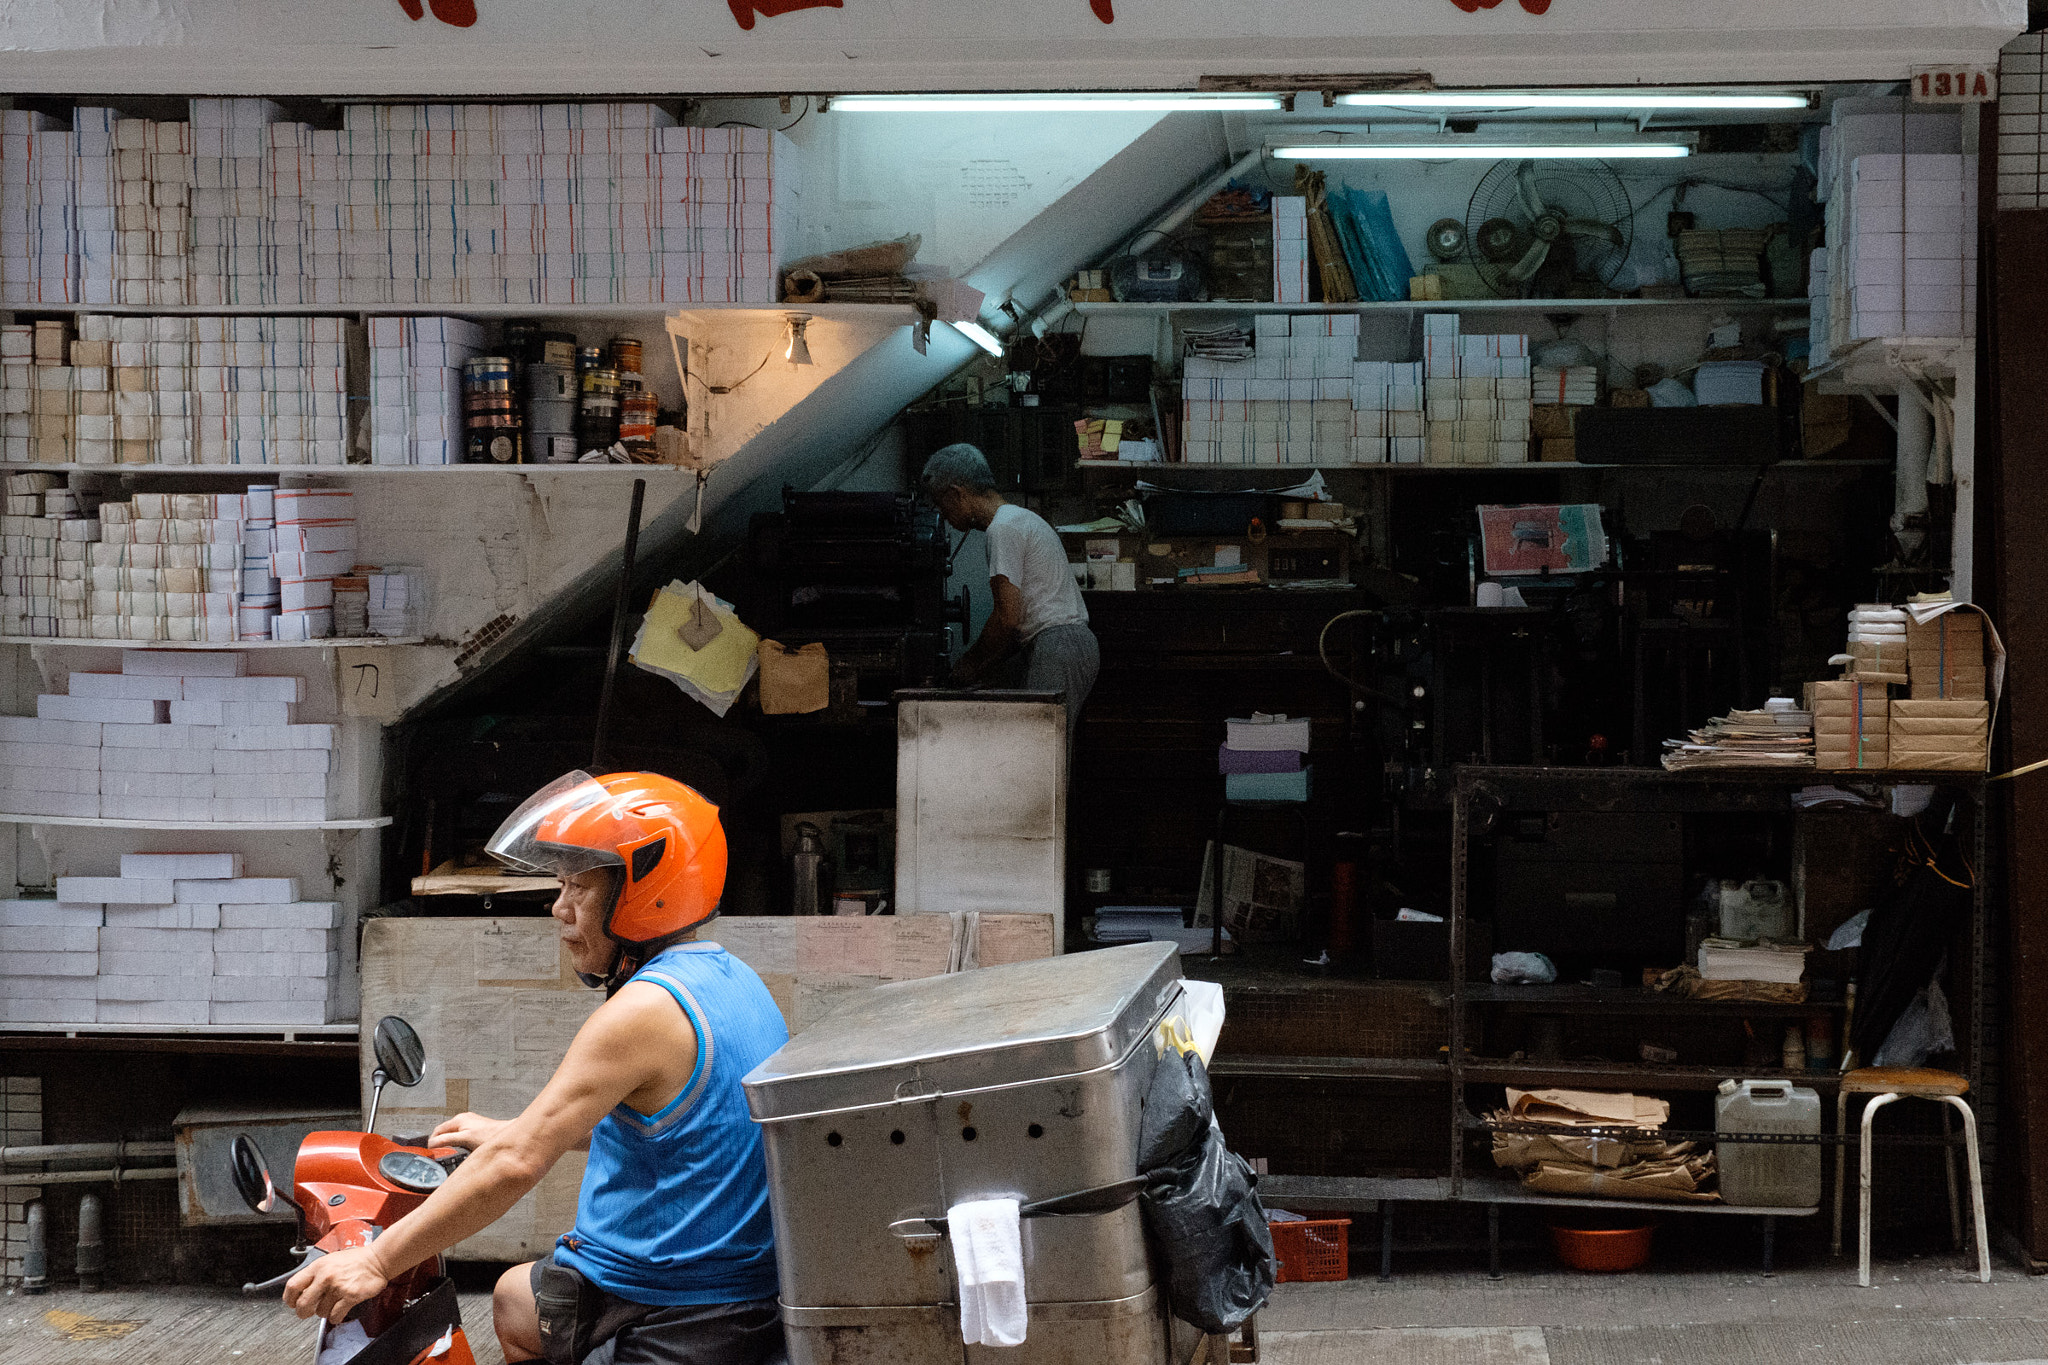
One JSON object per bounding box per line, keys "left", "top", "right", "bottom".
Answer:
{"left": 0, "top": 635, "right": 423, "bottom": 649}
{"left": 1458, "top": 983, "right": 1847, "bottom": 1016}
{"left": 1078, "top": 460, "right": 1891, "bottom": 474}
{"left": 1072, "top": 299, "right": 1813, "bottom": 316}
{"left": 0, "top": 812, "right": 390, "bottom": 831}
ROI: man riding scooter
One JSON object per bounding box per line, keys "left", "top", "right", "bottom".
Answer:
{"left": 283, "top": 770, "right": 791, "bottom": 1365}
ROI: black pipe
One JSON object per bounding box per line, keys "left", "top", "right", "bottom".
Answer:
{"left": 591, "top": 477, "right": 648, "bottom": 771}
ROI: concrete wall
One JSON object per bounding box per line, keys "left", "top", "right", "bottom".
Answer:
{"left": 0, "top": 0, "right": 2022, "bottom": 95}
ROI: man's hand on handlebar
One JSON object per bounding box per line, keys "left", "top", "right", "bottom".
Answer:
{"left": 428, "top": 1111, "right": 508, "bottom": 1151}
{"left": 284, "top": 1244, "right": 387, "bottom": 1325}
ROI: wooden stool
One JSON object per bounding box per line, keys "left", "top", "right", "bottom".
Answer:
{"left": 1829, "top": 1067, "right": 1989, "bottom": 1286}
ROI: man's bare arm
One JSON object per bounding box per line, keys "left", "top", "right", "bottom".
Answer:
{"left": 954, "top": 575, "right": 1023, "bottom": 684}
{"left": 283, "top": 982, "right": 690, "bottom": 1321}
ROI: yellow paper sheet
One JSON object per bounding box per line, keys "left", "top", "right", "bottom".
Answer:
{"left": 632, "top": 580, "right": 759, "bottom": 697}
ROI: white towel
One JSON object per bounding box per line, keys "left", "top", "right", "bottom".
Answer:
{"left": 949, "top": 1197, "right": 1027, "bottom": 1348}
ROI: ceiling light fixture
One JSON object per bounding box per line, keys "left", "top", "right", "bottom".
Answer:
{"left": 1338, "top": 90, "right": 1808, "bottom": 111}
{"left": 1272, "top": 141, "right": 1691, "bottom": 161}
{"left": 782, "top": 313, "right": 813, "bottom": 366}
{"left": 828, "top": 92, "right": 1285, "bottom": 113}
{"left": 951, "top": 321, "right": 1006, "bottom": 357}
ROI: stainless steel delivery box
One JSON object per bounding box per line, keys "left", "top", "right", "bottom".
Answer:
{"left": 743, "top": 942, "right": 1185, "bottom": 1365}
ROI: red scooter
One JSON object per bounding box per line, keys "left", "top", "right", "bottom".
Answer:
{"left": 230, "top": 1016, "right": 479, "bottom": 1365}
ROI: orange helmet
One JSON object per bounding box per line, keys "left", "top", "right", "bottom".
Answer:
{"left": 486, "top": 770, "right": 728, "bottom": 951}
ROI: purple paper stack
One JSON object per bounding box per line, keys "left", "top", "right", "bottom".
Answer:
{"left": 1221, "top": 714, "right": 1311, "bottom": 801}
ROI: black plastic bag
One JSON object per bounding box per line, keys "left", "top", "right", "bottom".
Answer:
{"left": 1137, "top": 1045, "right": 1275, "bottom": 1333}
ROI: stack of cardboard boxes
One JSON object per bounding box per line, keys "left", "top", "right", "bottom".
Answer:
{"left": 1806, "top": 605, "right": 1994, "bottom": 772}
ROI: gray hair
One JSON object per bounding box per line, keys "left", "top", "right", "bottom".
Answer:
{"left": 920, "top": 443, "right": 996, "bottom": 498}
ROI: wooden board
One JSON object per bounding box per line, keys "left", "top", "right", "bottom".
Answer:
{"left": 359, "top": 912, "right": 1057, "bottom": 1261}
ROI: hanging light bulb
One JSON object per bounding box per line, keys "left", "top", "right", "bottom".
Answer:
{"left": 783, "top": 313, "right": 814, "bottom": 366}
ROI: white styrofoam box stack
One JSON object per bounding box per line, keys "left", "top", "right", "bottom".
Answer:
{"left": 73, "top": 107, "right": 117, "bottom": 307}
{"left": 367, "top": 316, "right": 484, "bottom": 465}
{"left": 1841, "top": 154, "right": 1978, "bottom": 340}
{"left": 0, "top": 650, "right": 335, "bottom": 821}
{"left": 1272, "top": 196, "right": 1309, "bottom": 304}
{"left": 2000, "top": 31, "right": 2046, "bottom": 210}
{"left": 0, "top": 902, "right": 100, "bottom": 1023}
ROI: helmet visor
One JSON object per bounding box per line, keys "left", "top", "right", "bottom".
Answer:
{"left": 485, "top": 770, "right": 628, "bottom": 877}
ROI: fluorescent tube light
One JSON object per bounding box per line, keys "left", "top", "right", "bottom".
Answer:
{"left": 952, "top": 321, "right": 1006, "bottom": 357}
{"left": 1272, "top": 143, "right": 1690, "bottom": 161}
{"left": 829, "top": 93, "right": 1284, "bottom": 113}
{"left": 1339, "top": 91, "right": 1808, "bottom": 111}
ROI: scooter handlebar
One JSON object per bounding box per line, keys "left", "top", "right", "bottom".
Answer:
{"left": 243, "top": 1246, "right": 325, "bottom": 1295}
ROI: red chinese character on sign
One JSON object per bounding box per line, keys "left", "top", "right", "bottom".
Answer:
{"left": 1449, "top": 0, "right": 1551, "bottom": 11}
{"left": 394, "top": 0, "right": 477, "bottom": 26}
{"left": 727, "top": 0, "right": 843, "bottom": 27}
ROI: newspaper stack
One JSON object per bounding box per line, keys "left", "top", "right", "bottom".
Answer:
{"left": 1490, "top": 1088, "right": 1718, "bottom": 1203}
{"left": 1661, "top": 705, "right": 1814, "bottom": 770}
{"left": 1182, "top": 324, "right": 1255, "bottom": 362}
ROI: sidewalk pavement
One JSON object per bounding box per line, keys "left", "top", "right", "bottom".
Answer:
{"left": 3, "top": 1251, "right": 2044, "bottom": 1365}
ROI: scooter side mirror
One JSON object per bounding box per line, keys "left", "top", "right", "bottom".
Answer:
{"left": 372, "top": 1016, "right": 427, "bottom": 1088}
{"left": 229, "top": 1134, "right": 289, "bottom": 1216}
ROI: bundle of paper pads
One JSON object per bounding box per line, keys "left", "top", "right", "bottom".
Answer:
{"left": 1220, "top": 712, "right": 1310, "bottom": 801}
{"left": 1661, "top": 702, "right": 1814, "bottom": 770}
{"left": 1490, "top": 1087, "right": 1717, "bottom": 1203}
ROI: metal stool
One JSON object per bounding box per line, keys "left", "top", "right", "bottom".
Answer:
{"left": 1829, "top": 1067, "right": 1989, "bottom": 1286}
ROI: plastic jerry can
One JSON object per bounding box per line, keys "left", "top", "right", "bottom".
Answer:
{"left": 1716, "top": 1079, "right": 1822, "bottom": 1208}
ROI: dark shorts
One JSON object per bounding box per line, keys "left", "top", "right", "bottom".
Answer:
{"left": 528, "top": 1260, "right": 786, "bottom": 1365}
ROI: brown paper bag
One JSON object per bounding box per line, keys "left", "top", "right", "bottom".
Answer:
{"left": 757, "top": 640, "right": 830, "bottom": 715}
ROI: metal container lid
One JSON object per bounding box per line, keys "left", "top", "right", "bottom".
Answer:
{"left": 743, "top": 942, "right": 1180, "bottom": 1122}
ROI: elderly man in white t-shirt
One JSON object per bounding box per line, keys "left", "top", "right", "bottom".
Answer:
{"left": 920, "top": 443, "right": 1100, "bottom": 740}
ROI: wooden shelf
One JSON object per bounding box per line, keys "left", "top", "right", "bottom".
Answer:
{"left": 1459, "top": 1056, "right": 1843, "bottom": 1092}
{"left": 1257, "top": 1172, "right": 1818, "bottom": 1217}
{"left": 0, "top": 812, "right": 390, "bottom": 831}
{"left": 1208, "top": 1053, "right": 1447, "bottom": 1082}
{"left": 0, "top": 462, "right": 689, "bottom": 477}
{"left": 3, "top": 301, "right": 907, "bottom": 320}
{"left": 0, "top": 635, "right": 423, "bottom": 649}
{"left": 1459, "top": 983, "right": 1846, "bottom": 1016}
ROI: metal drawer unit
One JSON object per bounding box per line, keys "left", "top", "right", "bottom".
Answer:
{"left": 744, "top": 943, "right": 1184, "bottom": 1365}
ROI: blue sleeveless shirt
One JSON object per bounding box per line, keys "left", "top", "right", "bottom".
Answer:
{"left": 554, "top": 942, "right": 789, "bottom": 1305}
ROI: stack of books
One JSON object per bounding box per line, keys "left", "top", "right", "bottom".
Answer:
{"left": 1221, "top": 713, "right": 1310, "bottom": 800}
{"left": 1698, "top": 939, "right": 1808, "bottom": 984}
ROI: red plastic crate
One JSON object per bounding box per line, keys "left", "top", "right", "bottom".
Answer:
{"left": 1269, "top": 1217, "right": 1350, "bottom": 1283}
